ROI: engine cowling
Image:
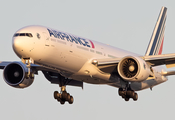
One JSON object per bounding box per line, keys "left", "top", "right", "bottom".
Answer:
{"left": 117, "top": 56, "right": 150, "bottom": 82}
{"left": 3, "top": 62, "right": 34, "bottom": 88}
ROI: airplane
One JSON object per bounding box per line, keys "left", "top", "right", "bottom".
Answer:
{"left": 0, "top": 6, "right": 174, "bottom": 104}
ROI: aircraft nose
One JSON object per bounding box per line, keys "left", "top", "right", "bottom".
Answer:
{"left": 12, "top": 37, "right": 24, "bottom": 58}
{"left": 12, "top": 34, "right": 35, "bottom": 58}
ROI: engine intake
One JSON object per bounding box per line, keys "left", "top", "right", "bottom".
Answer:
{"left": 3, "top": 62, "right": 34, "bottom": 88}
{"left": 118, "top": 56, "right": 150, "bottom": 82}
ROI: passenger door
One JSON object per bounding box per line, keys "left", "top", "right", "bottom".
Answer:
{"left": 43, "top": 32, "right": 50, "bottom": 47}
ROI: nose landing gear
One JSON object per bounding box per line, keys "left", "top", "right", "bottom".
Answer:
{"left": 118, "top": 87, "right": 138, "bottom": 101}
{"left": 54, "top": 86, "right": 74, "bottom": 105}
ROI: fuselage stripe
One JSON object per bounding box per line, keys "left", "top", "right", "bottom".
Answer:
{"left": 89, "top": 40, "right": 95, "bottom": 48}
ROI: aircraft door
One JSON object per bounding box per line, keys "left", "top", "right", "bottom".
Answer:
{"left": 43, "top": 32, "right": 50, "bottom": 47}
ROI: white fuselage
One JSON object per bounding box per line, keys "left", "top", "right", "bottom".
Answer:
{"left": 12, "top": 26, "right": 167, "bottom": 91}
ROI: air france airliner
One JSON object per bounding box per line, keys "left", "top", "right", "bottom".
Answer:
{"left": 0, "top": 7, "right": 174, "bottom": 104}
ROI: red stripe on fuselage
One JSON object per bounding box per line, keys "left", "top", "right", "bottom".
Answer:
{"left": 89, "top": 40, "right": 95, "bottom": 48}
{"left": 158, "top": 37, "right": 164, "bottom": 55}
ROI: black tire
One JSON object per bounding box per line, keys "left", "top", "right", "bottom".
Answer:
{"left": 133, "top": 93, "right": 138, "bottom": 101}
{"left": 127, "top": 90, "right": 135, "bottom": 98}
{"left": 54, "top": 91, "right": 59, "bottom": 99}
{"left": 125, "top": 97, "right": 130, "bottom": 101}
{"left": 57, "top": 97, "right": 61, "bottom": 102}
{"left": 118, "top": 88, "right": 123, "bottom": 96}
{"left": 62, "top": 91, "right": 67, "bottom": 100}
{"left": 69, "top": 96, "right": 74, "bottom": 104}
{"left": 67, "top": 93, "right": 71, "bottom": 101}
{"left": 131, "top": 91, "right": 135, "bottom": 98}
{"left": 60, "top": 100, "right": 65, "bottom": 105}
{"left": 121, "top": 94, "right": 126, "bottom": 98}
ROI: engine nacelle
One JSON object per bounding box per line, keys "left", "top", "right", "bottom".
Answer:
{"left": 3, "top": 62, "right": 34, "bottom": 88}
{"left": 117, "top": 56, "right": 150, "bottom": 82}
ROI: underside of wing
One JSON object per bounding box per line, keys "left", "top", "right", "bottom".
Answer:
{"left": 0, "top": 61, "right": 12, "bottom": 69}
{"left": 92, "top": 58, "right": 121, "bottom": 73}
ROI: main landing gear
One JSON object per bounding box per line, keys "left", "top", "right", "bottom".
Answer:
{"left": 118, "top": 86, "right": 138, "bottom": 101}
{"left": 54, "top": 86, "right": 74, "bottom": 105}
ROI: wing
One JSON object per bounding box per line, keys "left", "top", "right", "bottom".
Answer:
{"left": 142, "top": 53, "right": 175, "bottom": 68}
{"left": 92, "top": 53, "right": 175, "bottom": 74}
{"left": 0, "top": 61, "right": 12, "bottom": 69}
{"left": 0, "top": 61, "right": 57, "bottom": 72}
{"left": 0, "top": 61, "right": 83, "bottom": 88}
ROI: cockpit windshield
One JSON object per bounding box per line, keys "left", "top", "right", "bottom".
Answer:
{"left": 14, "top": 33, "right": 33, "bottom": 37}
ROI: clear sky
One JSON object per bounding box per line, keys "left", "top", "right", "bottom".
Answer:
{"left": 0, "top": 0, "right": 175, "bottom": 120}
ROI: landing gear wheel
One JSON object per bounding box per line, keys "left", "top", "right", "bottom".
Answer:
{"left": 127, "top": 90, "right": 135, "bottom": 98}
{"left": 54, "top": 85, "right": 74, "bottom": 104}
{"left": 68, "top": 96, "right": 74, "bottom": 104}
{"left": 118, "top": 87, "right": 138, "bottom": 102}
{"left": 62, "top": 91, "right": 67, "bottom": 100}
{"left": 57, "top": 97, "right": 61, "bottom": 102}
{"left": 118, "top": 88, "right": 123, "bottom": 96}
{"left": 66, "top": 93, "right": 71, "bottom": 101}
{"left": 60, "top": 100, "right": 65, "bottom": 105}
{"left": 133, "top": 93, "right": 138, "bottom": 101}
{"left": 121, "top": 94, "right": 126, "bottom": 98}
{"left": 54, "top": 91, "right": 59, "bottom": 99}
{"left": 125, "top": 97, "right": 130, "bottom": 101}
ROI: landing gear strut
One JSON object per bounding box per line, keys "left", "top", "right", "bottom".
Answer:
{"left": 54, "top": 86, "right": 74, "bottom": 105}
{"left": 118, "top": 85, "right": 138, "bottom": 101}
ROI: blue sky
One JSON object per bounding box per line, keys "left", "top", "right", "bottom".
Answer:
{"left": 0, "top": 0, "right": 175, "bottom": 120}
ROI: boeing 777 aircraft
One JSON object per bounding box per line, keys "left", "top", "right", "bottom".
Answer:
{"left": 0, "top": 7, "right": 174, "bottom": 104}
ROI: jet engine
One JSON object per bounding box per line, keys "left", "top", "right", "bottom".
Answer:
{"left": 117, "top": 56, "right": 150, "bottom": 82}
{"left": 3, "top": 62, "right": 34, "bottom": 88}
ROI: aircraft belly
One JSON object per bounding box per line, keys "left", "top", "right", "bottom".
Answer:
{"left": 71, "top": 75, "right": 111, "bottom": 84}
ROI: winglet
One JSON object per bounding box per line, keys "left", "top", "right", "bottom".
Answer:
{"left": 145, "top": 7, "right": 167, "bottom": 56}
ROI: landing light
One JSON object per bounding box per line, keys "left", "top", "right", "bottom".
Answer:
{"left": 92, "top": 60, "right": 98, "bottom": 65}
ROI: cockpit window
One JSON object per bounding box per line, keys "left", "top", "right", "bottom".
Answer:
{"left": 37, "top": 33, "right": 41, "bottom": 39}
{"left": 20, "top": 33, "right": 25, "bottom": 36}
{"left": 14, "top": 33, "right": 33, "bottom": 37}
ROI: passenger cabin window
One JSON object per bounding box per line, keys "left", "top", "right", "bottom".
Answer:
{"left": 14, "top": 33, "right": 33, "bottom": 37}
{"left": 96, "top": 51, "right": 102, "bottom": 55}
